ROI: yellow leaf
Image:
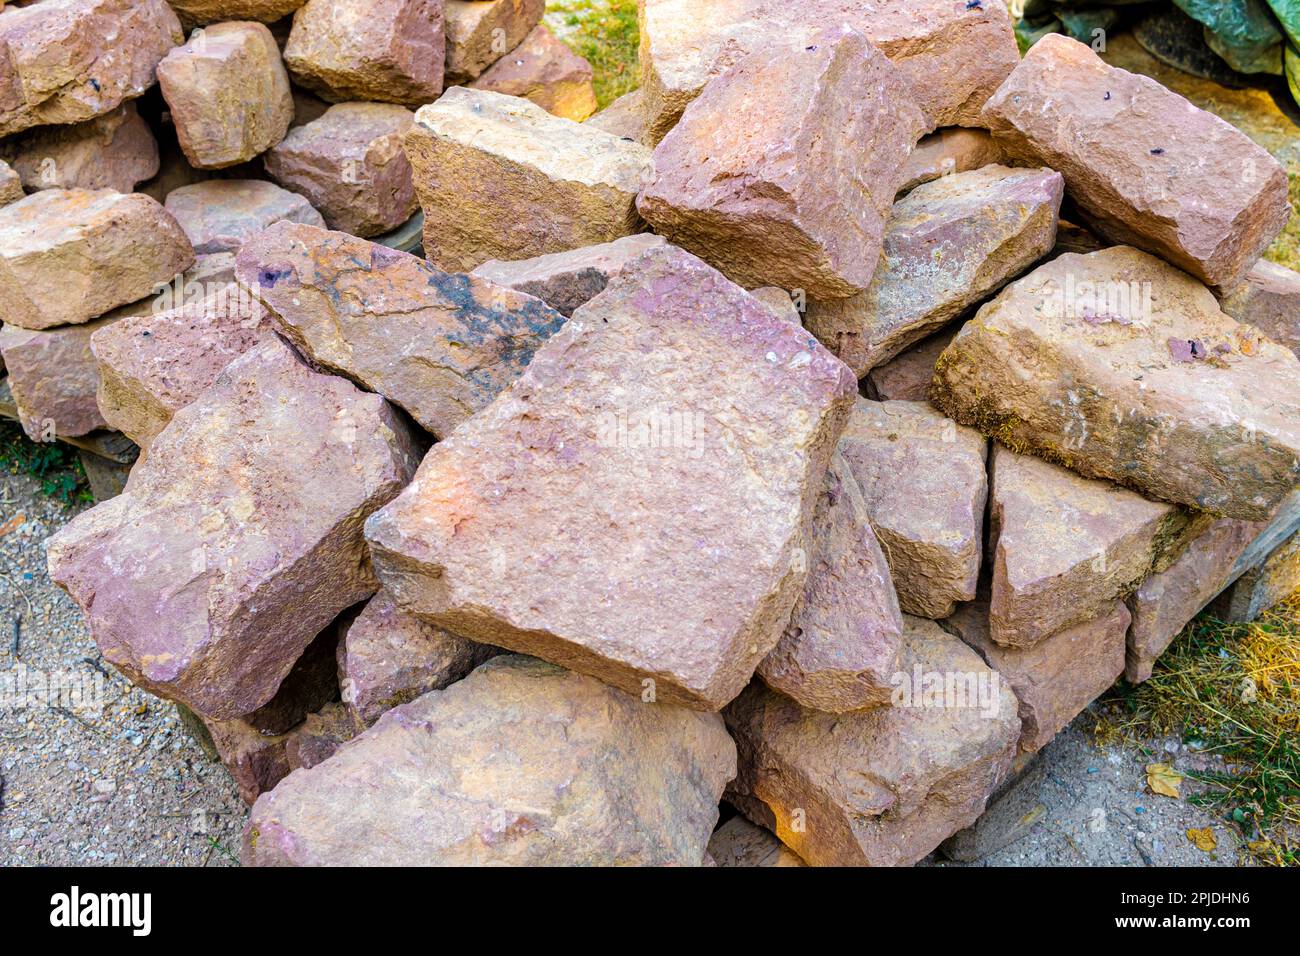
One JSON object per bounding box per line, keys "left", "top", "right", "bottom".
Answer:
{"left": 1146, "top": 762, "right": 1184, "bottom": 798}
{"left": 1186, "top": 827, "right": 1217, "bottom": 852}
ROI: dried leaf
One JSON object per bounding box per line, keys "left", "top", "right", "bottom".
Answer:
{"left": 1186, "top": 827, "right": 1217, "bottom": 852}
{"left": 1146, "top": 762, "right": 1184, "bottom": 798}
{"left": 0, "top": 512, "right": 26, "bottom": 537}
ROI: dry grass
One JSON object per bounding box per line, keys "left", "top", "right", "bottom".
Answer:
{"left": 1264, "top": 171, "right": 1300, "bottom": 271}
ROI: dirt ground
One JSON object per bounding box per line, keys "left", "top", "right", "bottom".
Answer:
{"left": 0, "top": 467, "right": 1251, "bottom": 867}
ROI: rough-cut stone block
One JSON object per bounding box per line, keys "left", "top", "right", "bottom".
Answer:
{"left": 725, "top": 615, "right": 1020, "bottom": 866}
{"left": 365, "top": 246, "right": 857, "bottom": 710}
{"left": 242, "top": 655, "right": 736, "bottom": 865}
{"left": 470, "top": 24, "right": 597, "bottom": 121}
{"left": 264, "top": 102, "right": 417, "bottom": 238}
{"left": 1209, "top": 529, "right": 1300, "bottom": 624}
{"left": 339, "top": 590, "right": 496, "bottom": 726}
{"left": 202, "top": 715, "right": 295, "bottom": 805}
{"left": 930, "top": 246, "right": 1300, "bottom": 521}
{"left": 988, "top": 446, "right": 1205, "bottom": 648}
{"left": 168, "top": 1, "right": 307, "bottom": 26}
{"left": 165, "top": 180, "right": 323, "bottom": 255}
{"left": 757, "top": 453, "right": 902, "bottom": 713}
{"left": 1126, "top": 516, "right": 1269, "bottom": 682}
{"left": 982, "top": 34, "right": 1291, "bottom": 290}
{"left": 708, "top": 817, "right": 805, "bottom": 867}
{"left": 444, "top": 0, "right": 545, "bottom": 84}
{"left": 282, "top": 702, "right": 365, "bottom": 772}
{"left": 861, "top": 326, "right": 956, "bottom": 402}
{"left": 939, "top": 753, "right": 1047, "bottom": 862}
{"left": 47, "top": 338, "right": 422, "bottom": 719}
{"left": 405, "top": 87, "right": 654, "bottom": 272}
{"left": 157, "top": 21, "right": 293, "bottom": 169}
{"left": 897, "top": 127, "right": 1006, "bottom": 195}
{"left": 90, "top": 282, "right": 270, "bottom": 451}
{"left": 944, "top": 598, "right": 1129, "bottom": 753}
{"left": 101, "top": 252, "right": 239, "bottom": 326}
{"left": 1217, "top": 259, "right": 1300, "bottom": 359}
{"left": 470, "top": 233, "right": 666, "bottom": 316}
{"left": 0, "top": 319, "right": 113, "bottom": 439}
{"left": 585, "top": 88, "right": 647, "bottom": 144}
{"left": 0, "top": 0, "right": 182, "bottom": 137}
{"left": 751, "top": 287, "right": 801, "bottom": 325}
{"left": 638, "top": 0, "right": 1020, "bottom": 143}
{"left": 0, "top": 162, "right": 22, "bottom": 207}
{"left": 3, "top": 103, "right": 158, "bottom": 193}
{"left": 235, "top": 222, "right": 567, "bottom": 439}
{"left": 638, "top": 27, "right": 925, "bottom": 301}
{"left": 0, "top": 189, "right": 194, "bottom": 330}
{"left": 837, "top": 399, "right": 987, "bottom": 620}
{"left": 805, "top": 165, "right": 1063, "bottom": 375}
{"left": 284, "top": 0, "right": 444, "bottom": 106}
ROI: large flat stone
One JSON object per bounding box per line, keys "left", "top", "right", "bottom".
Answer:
{"left": 444, "top": 0, "right": 545, "bottom": 84}
{"left": 0, "top": 0, "right": 182, "bottom": 137}
{"left": 725, "top": 615, "right": 1020, "bottom": 866}
{"left": 0, "top": 189, "right": 194, "bottom": 330}
{"left": 988, "top": 446, "right": 1205, "bottom": 648}
{"left": 235, "top": 221, "right": 567, "bottom": 439}
{"left": 365, "top": 245, "right": 857, "bottom": 710}
{"left": 930, "top": 246, "right": 1300, "bottom": 521}
{"left": 2, "top": 103, "right": 158, "bottom": 193}
{"left": 638, "top": 0, "right": 1020, "bottom": 143}
{"left": 164, "top": 180, "right": 324, "bottom": 255}
{"left": 242, "top": 654, "right": 736, "bottom": 865}
{"left": 404, "top": 87, "right": 653, "bottom": 272}
{"left": 757, "top": 452, "right": 902, "bottom": 713}
{"left": 836, "top": 399, "right": 987, "bottom": 620}
{"left": 638, "top": 26, "right": 925, "bottom": 301}
{"left": 982, "top": 33, "right": 1291, "bottom": 290}
{"left": 805, "top": 165, "right": 1063, "bottom": 375}
{"left": 1217, "top": 259, "right": 1300, "bottom": 359}
{"left": 47, "top": 338, "right": 422, "bottom": 719}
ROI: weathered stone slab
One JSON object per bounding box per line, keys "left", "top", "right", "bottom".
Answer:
{"left": 988, "top": 445, "right": 1205, "bottom": 648}
{"left": 47, "top": 338, "right": 422, "bottom": 719}
{"left": 444, "top": 0, "right": 545, "bottom": 84}
{"left": 284, "top": 0, "right": 444, "bottom": 106}
{"left": 897, "top": 128, "right": 1006, "bottom": 195}
{"left": 931, "top": 246, "right": 1300, "bottom": 521}
{"left": 1217, "top": 259, "right": 1300, "bottom": 358}
{"left": 725, "top": 615, "right": 1020, "bottom": 866}
{"left": 0, "top": 0, "right": 182, "bottom": 137}
{"left": 1208, "top": 528, "right": 1300, "bottom": 623}
{"left": 638, "top": 26, "right": 926, "bottom": 301}
{"left": 3, "top": 103, "right": 158, "bottom": 193}
{"left": 90, "top": 282, "right": 271, "bottom": 451}
{"left": 861, "top": 326, "right": 957, "bottom": 402}
{"left": 264, "top": 102, "right": 417, "bottom": 238}
{"left": 836, "top": 399, "right": 987, "bottom": 620}
{"left": 0, "top": 319, "right": 114, "bottom": 439}
{"left": 944, "top": 598, "right": 1129, "bottom": 753}
{"left": 757, "top": 453, "right": 902, "bottom": 713}
{"left": 365, "top": 246, "right": 857, "bottom": 710}
{"left": 235, "top": 222, "right": 567, "bottom": 439}
{"left": 405, "top": 87, "right": 653, "bottom": 272}
{"left": 242, "top": 654, "right": 736, "bottom": 865}
{"left": 0, "top": 189, "right": 194, "bottom": 330}
{"left": 638, "top": 0, "right": 1020, "bottom": 143}
{"left": 1127, "top": 514, "right": 1275, "bottom": 682}
{"left": 338, "top": 590, "right": 497, "bottom": 726}
{"left": 470, "top": 233, "right": 666, "bottom": 316}
{"left": 805, "top": 165, "right": 1063, "bottom": 375}
{"left": 470, "top": 24, "right": 597, "bottom": 121}
{"left": 168, "top": 1, "right": 307, "bottom": 26}
{"left": 584, "top": 88, "right": 647, "bottom": 144}
{"left": 164, "top": 180, "right": 324, "bottom": 255}
{"left": 982, "top": 33, "right": 1291, "bottom": 290}
{"left": 707, "top": 816, "right": 805, "bottom": 867}
{"left": 157, "top": 21, "right": 293, "bottom": 169}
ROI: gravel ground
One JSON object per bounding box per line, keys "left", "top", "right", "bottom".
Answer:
{"left": 0, "top": 466, "right": 1257, "bottom": 867}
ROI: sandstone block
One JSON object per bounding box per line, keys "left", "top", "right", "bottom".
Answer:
{"left": 364, "top": 245, "right": 857, "bottom": 710}
{"left": 982, "top": 33, "right": 1291, "bottom": 290}
{"left": 3, "top": 103, "right": 158, "bottom": 193}
{"left": 242, "top": 655, "right": 736, "bottom": 865}
{"left": 47, "top": 338, "right": 422, "bottom": 719}
{"left": 930, "top": 246, "right": 1300, "bottom": 520}
{"left": 444, "top": 0, "right": 545, "bottom": 84}
{"left": 235, "top": 222, "right": 567, "bottom": 439}
{"left": 707, "top": 817, "right": 805, "bottom": 867}
{"left": 1217, "top": 259, "right": 1300, "bottom": 358}
{"left": 470, "top": 24, "right": 597, "bottom": 121}
{"left": 1208, "top": 529, "right": 1300, "bottom": 624}
{"left": 897, "top": 127, "right": 1006, "bottom": 195}
{"left": 638, "top": 26, "right": 926, "bottom": 301}
{"left": 264, "top": 102, "right": 417, "bottom": 238}
{"left": 0, "top": 189, "right": 194, "bottom": 330}
{"left": 168, "top": 1, "right": 307, "bottom": 26}
{"left": 861, "top": 326, "right": 957, "bottom": 402}
{"left": 0, "top": 319, "right": 113, "bottom": 439}
{"left": 584, "top": 88, "right": 647, "bottom": 144}
{"left": 0, "top": 162, "right": 22, "bottom": 207}
{"left": 165, "top": 180, "right": 324, "bottom": 255}
{"left": 404, "top": 87, "right": 653, "bottom": 272}
{"left": 836, "top": 399, "right": 987, "bottom": 620}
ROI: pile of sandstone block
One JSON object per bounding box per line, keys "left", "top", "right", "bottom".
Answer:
{"left": 0, "top": 0, "right": 1297, "bottom": 866}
